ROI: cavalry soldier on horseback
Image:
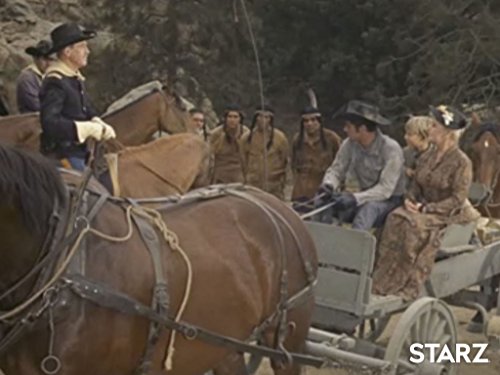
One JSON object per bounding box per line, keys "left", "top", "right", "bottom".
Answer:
{"left": 291, "top": 105, "right": 341, "bottom": 204}
{"left": 318, "top": 100, "right": 405, "bottom": 230}
{"left": 241, "top": 105, "right": 289, "bottom": 200}
{"left": 16, "top": 40, "right": 53, "bottom": 113}
{"left": 209, "top": 104, "right": 249, "bottom": 184}
{"left": 40, "top": 23, "right": 115, "bottom": 171}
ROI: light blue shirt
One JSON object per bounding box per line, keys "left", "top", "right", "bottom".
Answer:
{"left": 322, "top": 130, "right": 405, "bottom": 205}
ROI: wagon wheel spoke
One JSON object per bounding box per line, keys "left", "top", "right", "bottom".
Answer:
{"left": 420, "top": 308, "right": 431, "bottom": 343}
{"left": 404, "top": 333, "right": 413, "bottom": 349}
{"left": 431, "top": 320, "right": 447, "bottom": 342}
{"left": 384, "top": 298, "right": 457, "bottom": 375}
{"left": 411, "top": 316, "right": 421, "bottom": 343}
{"left": 427, "top": 311, "right": 441, "bottom": 336}
{"left": 439, "top": 334, "right": 452, "bottom": 347}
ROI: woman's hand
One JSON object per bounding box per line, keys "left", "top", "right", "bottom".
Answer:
{"left": 405, "top": 198, "right": 423, "bottom": 213}
{"left": 406, "top": 168, "right": 415, "bottom": 178}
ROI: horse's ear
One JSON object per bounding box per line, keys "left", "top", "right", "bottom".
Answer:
{"left": 471, "top": 112, "right": 481, "bottom": 127}
{"left": 160, "top": 83, "right": 171, "bottom": 95}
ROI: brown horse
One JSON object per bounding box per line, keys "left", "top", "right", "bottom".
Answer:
{"left": 461, "top": 119, "right": 500, "bottom": 218}
{"left": 0, "top": 113, "right": 40, "bottom": 152}
{"left": 104, "top": 133, "right": 212, "bottom": 197}
{"left": 0, "top": 145, "right": 318, "bottom": 375}
{"left": 0, "top": 83, "right": 192, "bottom": 151}
{"left": 103, "top": 83, "right": 194, "bottom": 145}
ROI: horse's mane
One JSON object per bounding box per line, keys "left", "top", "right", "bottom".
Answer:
{"left": 102, "top": 81, "right": 164, "bottom": 118}
{"left": 460, "top": 122, "right": 500, "bottom": 152}
{"left": 0, "top": 144, "right": 67, "bottom": 236}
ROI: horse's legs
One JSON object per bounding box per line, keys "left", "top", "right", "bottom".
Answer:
{"left": 213, "top": 353, "right": 249, "bottom": 375}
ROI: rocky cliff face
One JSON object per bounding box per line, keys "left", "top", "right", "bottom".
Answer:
{"left": 0, "top": 0, "right": 220, "bottom": 126}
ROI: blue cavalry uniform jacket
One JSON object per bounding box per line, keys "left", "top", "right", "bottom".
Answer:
{"left": 39, "top": 61, "right": 97, "bottom": 159}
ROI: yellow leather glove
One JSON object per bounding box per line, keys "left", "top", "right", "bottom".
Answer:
{"left": 74, "top": 118, "right": 116, "bottom": 143}
{"left": 91, "top": 117, "right": 116, "bottom": 140}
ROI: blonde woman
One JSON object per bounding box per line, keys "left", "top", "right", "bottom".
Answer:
{"left": 373, "top": 105, "right": 480, "bottom": 300}
{"left": 403, "top": 116, "right": 432, "bottom": 180}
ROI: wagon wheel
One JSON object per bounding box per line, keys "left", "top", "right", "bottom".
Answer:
{"left": 357, "top": 316, "right": 391, "bottom": 341}
{"left": 384, "top": 297, "right": 457, "bottom": 375}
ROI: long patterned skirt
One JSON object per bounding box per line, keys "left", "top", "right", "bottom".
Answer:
{"left": 372, "top": 208, "right": 446, "bottom": 300}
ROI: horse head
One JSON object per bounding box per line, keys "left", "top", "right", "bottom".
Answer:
{"left": 467, "top": 122, "right": 500, "bottom": 189}
{"left": 157, "top": 85, "right": 193, "bottom": 135}
{"left": 461, "top": 116, "right": 500, "bottom": 212}
{"left": 103, "top": 82, "right": 194, "bottom": 146}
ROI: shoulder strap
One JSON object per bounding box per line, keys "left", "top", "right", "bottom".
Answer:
{"left": 45, "top": 72, "right": 64, "bottom": 80}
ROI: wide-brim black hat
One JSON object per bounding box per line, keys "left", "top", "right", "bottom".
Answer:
{"left": 49, "top": 23, "right": 96, "bottom": 54}
{"left": 25, "top": 40, "right": 52, "bottom": 57}
{"left": 333, "top": 100, "right": 391, "bottom": 126}
{"left": 429, "top": 105, "right": 467, "bottom": 130}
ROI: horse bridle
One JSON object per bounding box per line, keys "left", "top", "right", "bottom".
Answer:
{"left": 0, "top": 199, "right": 63, "bottom": 308}
{"left": 476, "top": 167, "right": 500, "bottom": 219}
{"left": 156, "top": 87, "right": 184, "bottom": 137}
{"left": 472, "top": 139, "right": 500, "bottom": 215}
{"left": 0, "top": 184, "right": 324, "bottom": 373}
{"left": 0, "top": 147, "right": 103, "bottom": 369}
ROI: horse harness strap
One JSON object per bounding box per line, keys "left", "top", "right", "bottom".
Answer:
{"left": 222, "top": 188, "right": 317, "bottom": 357}
{"left": 1, "top": 184, "right": 321, "bottom": 371}
{"left": 65, "top": 185, "right": 319, "bottom": 370}
{"left": 228, "top": 188, "right": 316, "bottom": 284}
{"left": 126, "top": 198, "right": 170, "bottom": 375}
{"left": 63, "top": 273, "right": 323, "bottom": 368}
{"left": 0, "top": 184, "right": 103, "bottom": 358}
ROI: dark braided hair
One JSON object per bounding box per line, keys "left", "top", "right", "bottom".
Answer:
{"left": 189, "top": 108, "right": 208, "bottom": 141}
{"left": 295, "top": 116, "right": 327, "bottom": 151}
{"left": 223, "top": 109, "right": 245, "bottom": 143}
{"left": 247, "top": 112, "right": 275, "bottom": 149}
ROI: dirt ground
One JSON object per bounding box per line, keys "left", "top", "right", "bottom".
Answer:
{"left": 257, "top": 307, "right": 500, "bottom": 375}
{"left": 0, "top": 306, "right": 497, "bottom": 375}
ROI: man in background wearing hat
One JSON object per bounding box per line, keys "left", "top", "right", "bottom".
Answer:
{"left": 241, "top": 105, "right": 289, "bottom": 200}
{"left": 40, "top": 23, "right": 115, "bottom": 171}
{"left": 291, "top": 105, "right": 341, "bottom": 206}
{"left": 318, "top": 100, "right": 405, "bottom": 230}
{"left": 16, "top": 40, "right": 53, "bottom": 113}
{"left": 209, "top": 104, "right": 249, "bottom": 184}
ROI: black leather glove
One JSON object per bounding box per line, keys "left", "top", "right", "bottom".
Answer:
{"left": 318, "top": 183, "right": 334, "bottom": 198}
{"left": 335, "top": 192, "right": 357, "bottom": 210}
